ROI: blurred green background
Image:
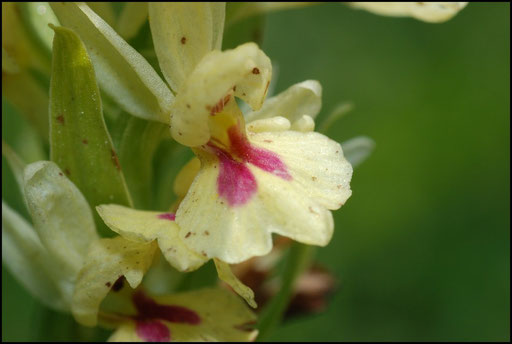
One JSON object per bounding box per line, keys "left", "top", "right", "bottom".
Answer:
{"left": 2, "top": 2, "right": 510, "bottom": 341}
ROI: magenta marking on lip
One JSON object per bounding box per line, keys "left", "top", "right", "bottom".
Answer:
{"left": 228, "top": 126, "right": 292, "bottom": 180}
{"left": 157, "top": 213, "right": 176, "bottom": 221}
{"left": 132, "top": 291, "right": 201, "bottom": 342}
{"left": 133, "top": 291, "right": 201, "bottom": 325}
{"left": 207, "top": 124, "right": 292, "bottom": 207}
{"left": 215, "top": 148, "right": 258, "bottom": 207}
{"left": 136, "top": 320, "right": 170, "bottom": 342}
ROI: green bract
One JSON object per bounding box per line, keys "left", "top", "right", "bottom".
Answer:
{"left": 49, "top": 24, "right": 132, "bottom": 235}
{"left": 50, "top": 2, "right": 173, "bottom": 122}
{"left": 2, "top": 158, "right": 99, "bottom": 311}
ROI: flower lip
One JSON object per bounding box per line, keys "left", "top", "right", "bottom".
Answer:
{"left": 132, "top": 290, "right": 202, "bottom": 341}
{"left": 202, "top": 121, "right": 292, "bottom": 207}
{"left": 132, "top": 290, "right": 201, "bottom": 325}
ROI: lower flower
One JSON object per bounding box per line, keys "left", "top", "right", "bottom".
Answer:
{"left": 72, "top": 236, "right": 258, "bottom": 342}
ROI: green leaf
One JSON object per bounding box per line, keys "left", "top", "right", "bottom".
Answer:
{"left": 50, "top": 2, "right": 173, "bottom": 123}
{"left": 117, "top": 116, "right": 167, "bottom": 209}
{"left": 49, "top": 25, "right": 133, "bottom": 237}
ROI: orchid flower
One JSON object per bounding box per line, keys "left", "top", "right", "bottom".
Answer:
{"left": 72, "top": 236, "right": 257, "bottom": 342}
{"left": 47, "top": 2, "right": 353, "bottom": 307}
{"left": 226, "top": 2, "right": 468, "bottom": 25}
{"left": 60, "top": 2, "right": 352, "bottom": 298}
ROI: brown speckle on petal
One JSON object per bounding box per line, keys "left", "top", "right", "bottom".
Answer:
{"left": 252, "top": 67, "right": 260, "bottom": 75}
{"left": 181, "top": 36, "right": 187, "bottom": 44}
{"left": 112, "top": 276, "right": 124, "bottom": 292}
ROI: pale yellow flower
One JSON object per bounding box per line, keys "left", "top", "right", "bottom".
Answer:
{"left": 71, "top": 236, "right": 257, "bottom": 342}
{"left": 349, "top": 2, "right": 468, "bottom": 23}
{"left": 48, "top": 2, "right": 352, "bottom": 307}
{"left": 97, "top": 2, "right": 352, "bottom": 290}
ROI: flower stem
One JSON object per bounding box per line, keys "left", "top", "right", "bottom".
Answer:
{"left": 256, "top": 242, "right": 314, "bottom": 341}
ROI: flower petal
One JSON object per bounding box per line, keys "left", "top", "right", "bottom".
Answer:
{"left": 214, "top": 259, "right": 257, "bottom": 308}
{"left": 341, "top": 136, "right": 376, "bottom": 168}
{"left": 246, "top": 116, "right": 291, "bottom": 133}
{"left": 116, "top": 2, "right": 148, "bottom": 40}
{"left": 245, "top": 80, "right": 322, "bottom": 125}
{"left": 290, "top": 115, "right": 315, "bottom": 132}
{"left": 175, "top": 158, "right": 273, "bottom": 264}
{"left": 24, "top": 161, "right": 99, "bottom": 279}
{"left": 97, "top": 204, "right": 207, "bottom": 272}
{"left": 18, "top": 2, "right": 60, "bottom": 58}
{"left": 248, "top": 164, "right": 335, "bottom": 246}
{"left": 110, "top": 287, "right": 258, "bottom": 342}
{"left": 149, "top": 2, "right": 226, "bottom": 92}
{"left": 108, "top": 322, "right": 142, "bottom": 342}
{"left": 175, "top": 130, "right": 349, "bottom": 263}
{"left": 170, "top": 42, "right": 272, "bottom": 147}
{"left": 173, "top": 157, "right": 201, "bottom": 199}
{"left": 249, "top": 130, "right": 353, "bottom": 210}
{"left": 2, "top": 201, "right": 67, "bottom": 311}
{"left": 349, "top": 2, "right": 468, "bottom": 23}
{"left": 2, "top": 2, "right": 49, "bottom": 72}
{"left": 71, "top": 236, "right": 157, "bottom": 326}
{"left": 50, "top": 2, "right": 173, "bottom": 122}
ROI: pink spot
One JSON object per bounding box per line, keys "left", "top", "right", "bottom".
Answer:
{"left": 158, "top": 213, "right": 176, "bottom": 221}
{"left": 133, "top": 291, "right": 201, "bottom": 325}
{"left": 136, "top": 320, "right": 170, "bottom": 342}
{"left": 228, "top": 126, "right": 291, "bottom": 180}
{"left": 206, "top": 124, "right": 291, "bottom": 207}
{"left": 215, "top": 148, "right": 257, "bottom": 207}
